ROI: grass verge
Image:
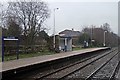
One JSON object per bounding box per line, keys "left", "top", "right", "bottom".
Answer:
{"left": 4, "top": 51, "right": 54, "bottom": 61}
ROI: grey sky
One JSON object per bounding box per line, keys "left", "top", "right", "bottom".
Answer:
{"left": 45, "top": 1, "right": 118, "bottom": 35}
{"left": 0, "top": 0, "right": 118, "bottom": 35}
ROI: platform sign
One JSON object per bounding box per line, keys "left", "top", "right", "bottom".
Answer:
{"left": 3, "top": 37, "right": 18, "bottom": 41}
{"left": 2, "top": 36, "right": 19, "bottom": 62}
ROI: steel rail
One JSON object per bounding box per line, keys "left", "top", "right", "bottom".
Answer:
{"left": 109, "top": 53, "right": 120, "bottom": 80}
{"left": 35, "top": 50, "right": 108, "bottom": 80}
{"left": 36, "top": 49, "right": 117, "bottom": 80}
{"left": 85, "top": 52, "right": 119, "bottom": 80}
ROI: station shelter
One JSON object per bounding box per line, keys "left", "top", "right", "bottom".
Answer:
{"left": 59, "top": 34, "right": 72, "bottom": 52}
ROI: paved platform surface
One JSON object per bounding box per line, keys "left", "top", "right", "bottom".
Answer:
{"left": 1, "top": 47, "right": 109, "bottom": 72}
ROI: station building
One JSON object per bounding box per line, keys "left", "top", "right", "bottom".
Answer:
{"left": 59, "top": 29, "right": 81, "bottom": 52}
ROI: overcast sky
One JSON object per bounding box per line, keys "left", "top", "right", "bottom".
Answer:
{"left": 45, "top": 1, "right": 118, "bottom": 35}
{"left": 0, "top": 0, "right": 119, "bottom": 35}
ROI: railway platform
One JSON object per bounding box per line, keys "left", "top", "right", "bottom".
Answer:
{"left": 1, "top": 47, "right": 110, "bottom": 75}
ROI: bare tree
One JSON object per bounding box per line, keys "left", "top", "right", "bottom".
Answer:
{"left": 101, "top": 23, "right": 111, "bottom": 32}
{"left": 7, "top": 16, "right": 22, "bottom": 37}
{"left": 5, "top": 0, "right": 50, "bottom": 50}
{"left": 0, "top": 3, "right": 3, "bottom": 27}
{"left": 81, "top": 26, "right": 118, "bottom": 47}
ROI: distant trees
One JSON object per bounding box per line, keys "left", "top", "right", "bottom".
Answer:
{"left": 102, "top": 23, "right": 111, "bottom": 32}
{"left": 78, "top": 33, "right": 90, "bottom": 45}
{"left": 6, "top": 1, "right": 50, "bottom": 47}
{"left": 79, "top": 23, "right": 118, "bottom": 47}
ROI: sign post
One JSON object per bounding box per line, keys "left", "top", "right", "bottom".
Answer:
{"left": 2, "top": 37, "right": 19, "bottom": 62}
{"left": 17, "top": 39, "right": 19, "bottom": 60}
{"left": 2, "top": 36, "right": 4, "bottom": 62}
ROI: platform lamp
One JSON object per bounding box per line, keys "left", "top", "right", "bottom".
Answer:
{"left": 103, "top": 31, "right": 107, "bottom": 47}
{"left": 53, "top": 8, "right": 59, "bottom": 50}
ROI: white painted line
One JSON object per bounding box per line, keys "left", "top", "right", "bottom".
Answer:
{"left": 4, "top": 38, "right": 18, "bottom": 41}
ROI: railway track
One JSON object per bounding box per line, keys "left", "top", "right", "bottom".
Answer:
{"left": 115, "top": 61, "right": 120, "bottom": 80}
{"left": 3, "top": 48, "right": 118, "bottom": 80}
{"left": 19, "top": 48, "right": 110, "bottom": 80}
{"left": 34, "top": 49, "right": 112, "bottom": 79}
{"left": 33, "top": 48, "right": 118, "bottom": 80}
{"left": 110, "top": 58, "right": 120, "bottom": 80}
{"left": 85, "top": 52, "right": 119, "bottom": 80}
{"left": 64, "top": 48, "right": 119, "bottom": 80}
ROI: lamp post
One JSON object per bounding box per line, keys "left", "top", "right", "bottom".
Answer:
{"left": 90, "top": 25, "right": 94, "bottom": 46}
{"left": 53, "top": 8, "right": 59, "bottom": 49}
{"left": 103, "top": 31, "right": 107, "bottom": 47}
{"left": 91, "top": 27, "right": 93, "bottom": 46}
